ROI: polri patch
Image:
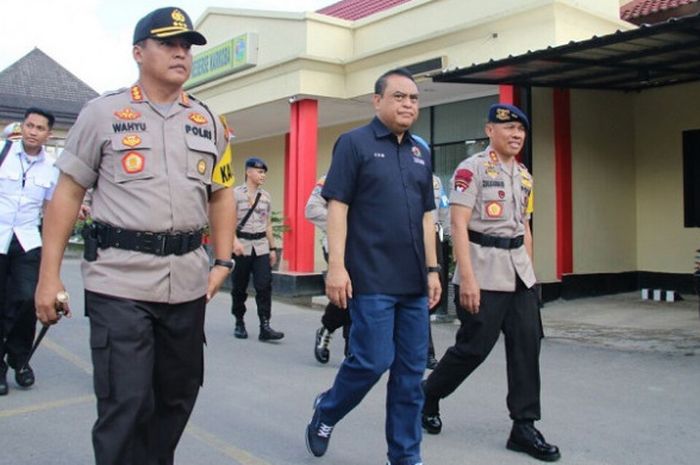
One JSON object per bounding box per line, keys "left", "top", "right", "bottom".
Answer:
{"left": 454, "top": 169, "right": 473, "bottom": 192}
{"left": 122, "top": 151, "right": 145, "bottom": 174}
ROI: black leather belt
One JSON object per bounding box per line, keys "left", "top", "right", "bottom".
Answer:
{"left": 468, "top": 230, "right": 524, "bottom": 250}
{"left": 237, "top": 231, "right": 266, "bottom": 240}
{"left": 89, "top": 222, "right": 203, "bottom": 256}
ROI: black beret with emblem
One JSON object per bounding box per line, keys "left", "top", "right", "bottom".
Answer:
{"left": 133, "top": 7, "right": 206, "bottom": 45}
{"left": 487, "top": 103, "right": 529, "bottom": 131}
{"left": 245, "top": 157, "right": 268, "bottom": 172}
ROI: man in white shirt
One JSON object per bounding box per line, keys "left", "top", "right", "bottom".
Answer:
{"left": 0, "top": 107, "right": 58, "bottom": 395}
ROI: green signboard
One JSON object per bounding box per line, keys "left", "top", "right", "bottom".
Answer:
{"left": 186, "top": 33, "right": 258, "bottom": 88}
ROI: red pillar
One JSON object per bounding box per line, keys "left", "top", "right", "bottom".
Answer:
{"left": 285, "top": 99, "right": 318, "bottom": 272}
{"left": 499, "top": 84, "right": 517, "bottom": 105}
{"left": 553, "top": 88, "right": 573, "bottom": 279}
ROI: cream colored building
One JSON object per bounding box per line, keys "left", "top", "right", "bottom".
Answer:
{"left": 189, "top": 0, "right": 699, "bottom": 299}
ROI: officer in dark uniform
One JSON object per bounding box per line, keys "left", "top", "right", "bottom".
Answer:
{"left": 421, "top": 104, "right": 560, "bottom": 462}
{"left": 231, "top": 157, "right": 284, "bottom": 341}
{"left": 35, "top": 7, "right": 236, "bottom": 465}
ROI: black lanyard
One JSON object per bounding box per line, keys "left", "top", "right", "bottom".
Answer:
{"left": 18, "top": 153, "right": 37, "bottom": 188}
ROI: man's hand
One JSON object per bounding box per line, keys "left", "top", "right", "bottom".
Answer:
{"left": 269, "top": 249, "right": 277, "bottom": 267}
{"left": 459, "top": 275, "right": 480, "bottom": 314}
{"left": 206, "top": 265, "right": 231, "bottom": 302}
{"left": 326, "top": 265, "right": 352, "bottom": 309}
{"left": 427, "top": 272, "right": 442, "bottom": 309}
{"left": 77, "top": 204, "right": 91, "bottom": 221}
{"left": 35, "top": 277, "right": 71, "bottom": 325}
{"left": 232, "top": 238, "right": 244, "bottom": 256}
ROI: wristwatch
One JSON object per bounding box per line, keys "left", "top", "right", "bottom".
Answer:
{"left": 427, "top": 265, "right": 441, "bottom": 273}
{"left": 213, "top": 259, "right": 235, "bottom": 272}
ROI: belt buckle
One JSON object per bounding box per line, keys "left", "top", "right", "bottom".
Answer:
{"left": 140, "top": 232, "right": 167, "bottom": 255}
{"left": 496, "top": 237, "right": 510, "bottom": 249}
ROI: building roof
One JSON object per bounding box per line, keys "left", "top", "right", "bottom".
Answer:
{"left": 0, "top": 48, "right": 98, "bottom": 127}
{"left": 434, "top": 12, "right": 700, "bottom": 92}
{"left": 621, "top": 0, "right": 700, "bottom": 23}
{"left": 316, "top": 0, "right": 413, "bottom": 21}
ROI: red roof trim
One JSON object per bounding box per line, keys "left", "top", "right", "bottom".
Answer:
{"left": 621, "top": 0, "right": 699, "bottom": 21}
{"left": 317, "top": 0, "right": 413, "bottom": 21}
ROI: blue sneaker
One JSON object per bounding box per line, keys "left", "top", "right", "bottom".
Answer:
{"left": 306, "top": 393, "right": 334, "bottom": 457}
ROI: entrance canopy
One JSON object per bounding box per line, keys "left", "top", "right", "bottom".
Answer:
{"left": 434, "top": 13, "right": 700, "bottom": 92}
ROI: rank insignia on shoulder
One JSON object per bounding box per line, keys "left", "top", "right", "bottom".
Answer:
{"left": 122, "top": 134, "right": 142, "bottom": 148}
{"left": 114, "top": 107, "right": 141, "bottom": 121}
{"left": 189, "top": 112, "right": 208, "bottom": 125}
{"left": 130, "top": 85, "right": 144, "bottom": 102}
{"left": 122, "top": 151, "right": 145, "bottom": 174}
{"left": 197, "top": 159, "right": 207, "bottom": 175}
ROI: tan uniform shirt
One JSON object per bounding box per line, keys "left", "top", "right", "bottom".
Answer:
{"left": 450, "top": 147, "right": 536, "bottom": 291}
{"left": 56, "top": 84, "right": 227, "bottom": 304}
{"left": 234, "top": 185, "right": 271, "bottom": 256}
{"left": 305, "top": 174, "right": 328, "bottom": 252}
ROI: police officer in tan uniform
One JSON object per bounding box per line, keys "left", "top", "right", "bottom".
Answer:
{"left": 305, "top": 173, "right": 351, "bottom": 363}
{"left": 34, "top": 7, "right": 236, "bottom": 465}
{"left": 231, "top": 157, "right": 284, "bottom": 341}
{"left": 421, "top": 104, "right": 560, "bottom": 462}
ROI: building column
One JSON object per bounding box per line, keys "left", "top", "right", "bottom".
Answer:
{"left": 284, "top": 99, "right": 317, "bottom": 272}
{"left": 553, "top": 88, "right": 573, "bottom": 279}
{"left": 499, "top": 84, "right": 518, "bottom": 105}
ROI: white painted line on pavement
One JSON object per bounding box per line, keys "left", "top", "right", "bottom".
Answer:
{"left": 43, "top": 337, "right": 93, "bottom": 375}
{"left": 186, "top": 423, "right": 273, "bottom": 465}
{"left": 0, "top": 395, "right": 94, "bottom": 418}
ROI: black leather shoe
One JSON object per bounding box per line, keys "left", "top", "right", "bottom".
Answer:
{"left": 259, "top": 319, "right": 284, "bottom": 341}
{"left": 15, "top": 365, "right": 35, "bottom": 388}
{"left": 234, "top": 320, "right": 248, "bottom": 339}
{"left": 0, "top": 367, "right": 8, "bottom": 395}
{"left": 422, "top": 412, "right": 442, "bottom": 434}
{"left": 426, "top": 354, "right": 438, "bottom": 370}
{"left": 506, "top": 422, "right": 561, "bottom": 462}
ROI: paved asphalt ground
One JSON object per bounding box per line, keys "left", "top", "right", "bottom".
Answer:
{"left": 1, "top": 257, "right": 699, "bottom": 465}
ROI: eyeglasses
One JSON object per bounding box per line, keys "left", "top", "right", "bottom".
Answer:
{"left": 389, "top": 92, "right": 419, "bottom": 104}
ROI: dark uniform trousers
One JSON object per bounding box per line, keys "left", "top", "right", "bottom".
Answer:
{"left": 230, "top": 249, "right": 272, "bottom": 321}
{"left": 0, "top": 235, "right": 40, "bottom": 371}
{"left": 86, "top": 291, "right": 205, "bottom": 465}
{"left": 321, "top": 248, "right": 351, "bottom": 335}
{"left": 424, "top": 279, "right": 543, "bottom": 421}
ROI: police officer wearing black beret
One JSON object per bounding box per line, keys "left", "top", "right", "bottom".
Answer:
{"left": 230, "top": 157, "right": 284, "bottom": 341}
{"left": 35, "top": 7, "right": 236, "bottom": 465}
{"left": 421, "top": 104, "right": 560, "bottom": 462}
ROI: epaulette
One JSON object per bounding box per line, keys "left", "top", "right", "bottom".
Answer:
{"left": 101, "top": 87, "right": 129, "bottom": 99}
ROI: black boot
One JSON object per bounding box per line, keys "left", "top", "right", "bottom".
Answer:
{"left": 0, "top": 366, "right": 8, "bottom": 396}
{"left": 506, "top": 421, "right": 561, "bottom": 462}
{"left": 234, "top": 319, "right": 248, "bottom": 339}
{"left": 259, "top": 319, "right": 284, "bottom": 341}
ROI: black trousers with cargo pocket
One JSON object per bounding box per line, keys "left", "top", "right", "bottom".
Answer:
{"left": 86, "top": 291, "right": 206, "bottom": 465}
{"left": 423, "top": 279, "right": 544, "bottom": 421}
